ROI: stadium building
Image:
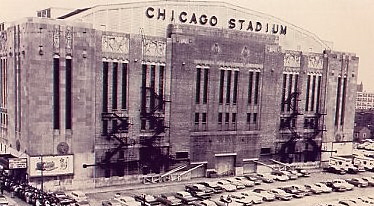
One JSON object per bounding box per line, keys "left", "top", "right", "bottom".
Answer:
{"left": 0, "top": 0, "right": 358, "bottom": 190}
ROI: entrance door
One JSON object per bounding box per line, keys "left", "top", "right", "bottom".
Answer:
{"left": 215, "top": 156, "right": 235, "bottom": 176}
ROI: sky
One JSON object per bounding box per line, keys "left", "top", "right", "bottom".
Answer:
{"left": 1, "top": 0, "right": 374, "bottom": 91}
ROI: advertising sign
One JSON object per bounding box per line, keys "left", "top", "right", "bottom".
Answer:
{"left": 9, "top": 158, "right": 27, "bottom": 169}
{"left": 29, "top": 155, "right": 74, "bottom": 177}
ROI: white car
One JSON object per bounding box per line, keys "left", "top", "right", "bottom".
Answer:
{"left": 216, "top": 180, "right": 237, "bottom": 192}
{"left": 69, "top": 190, "right": 88, "bottom": 202}
{"left": 230, "top": 192, "right": 256, "bottom": 205}
{"left": 235, "top": 191, "right": 263, "bottom": 204}
{"left": 332, "top": 179, "right": 354, "bottom": 191}
{"left": 268, "top": 189, "right": 293, "bottom": 201}
{"left": 250, "top": 188, "right": 275, "bottom": 201}
{"left": 232, "top": 177, "right": 255, "bottom": 187}
{"left": 224, "top": 179, "right": 246, "bottom": 189}
{"left": 114, "top": 196, "right": 142, "bottom": 206}
{"left": 313, "top": 182, "right": 333, "bottom": 193}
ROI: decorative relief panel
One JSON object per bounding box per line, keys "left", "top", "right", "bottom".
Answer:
{"left": 211, "top": 42, "right": 221, "bottom": 55}
{"left": 142, "top": 38, "right": 166, "bottom": 57}
{"left": 241, "top": 46, "right": 250, "bottom": 64}
{"left": 0, "top": 31, "right": 6, "bottom": 52}
{"left": 53, "top": 25, "right": 60, "bottom": 54}
{"left": 102, "top": 35, "right": 130, "bottom": 54}
{"left": 308, "top": 55, "right": 323, "bottom": 69}
{"left": 284, "top": 52, "right": 301, "bottom": 67}
{"left": 65, "top": 26, "right": 73, "bottom": 54}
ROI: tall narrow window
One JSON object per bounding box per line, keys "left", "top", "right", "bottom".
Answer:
{"left": 305, "top": 75, "right": 311, "bottom": 111}
{"left": 287, "top": 74, "right": 293, "bottom": 111}
{"left": 112, "top": 62, "right": 118, "bottom": 110}
{"left": 316, "top": 76, "right": 322, "bottom": 112}
{"left": 232, "top": 113, "right": 237, "bottom": 123}
{"left": 203, "top": 68, "right": 209, "bottom": 104}
{"left": 150, "top": 65, "right": 156, "bottom": 112}
{"left": 218, "top": 113, "right": 223, "bottom": 124}
{"left": 194, "top": 113, "right": 200, "bottom": 131}
{"left": 66, "top": 58, "right": 72, "bottom": 129}
{"left": 225, "top": 113, "right": 230, "bottom": 130}
{"left": 53, "top": 57, "right": 60, "bottom": 129}
{"left": 293, "top": 74, "right": 298, "bottom": 109}
{"left": 233, "top": 71, "right": 239, "bottom": 104}
{"left": 281, "top": 74, "right": 286, "bottom": 111}
{"left": 335, "top": 77, "right": 342, "bottom": 126}
{"left": 340, "top": 77, "right": 347, "bottom": 125}
{"left": 0, "top": 59, "right": 2, "bottom": 108}
{"left": 310, "top": 75, "right": 316, "bottom": 111}
{"left": 247, "top": 113, "right": 251, "bottom": 123}
{"left": 141, "top": 64, "right": 147, "bottom": 115}
{"left": 248, "top": 72, "right": 254, "bottom": 104}
{"left": 219, "top": 70, "right": 225, "bottom": 104}
{"left": 158, "top": 65, "right": 164, "bottom": 111}
{"left": 253, "top": 113, "right": 257, "bottom": 124}
{"left": 226, "top": 70, "right": 232, "bottom": 104}
{"left": 121, "top": 63, "right": 128, "bottom": 110}
{"left": 103, "top": 61, "right": 109, "bottom": 113}
{"left": 195, "top": 67, "right": 201, "bottom": 104}
{"left": 254, "top": 72, "right": 260, "bottom": 105}
{"left": 202, "top": 112, "right": 207, "bottom": 131}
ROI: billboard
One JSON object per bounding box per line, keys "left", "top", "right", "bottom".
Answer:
{"left": 29, "top": 155, "right": 74, "bottom": 177}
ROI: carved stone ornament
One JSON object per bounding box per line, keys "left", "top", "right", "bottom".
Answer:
{"left": 53, "top": 25, "right": 60, "bottom": 53}
{"left": 284, "top": 52, "right": 301, "bottom": 67}
{"left": 308, "top": 55, "right": 323, "bottom": 69}
{"left": 0, "top": 31, "right": 6, "bottom": 52}
{"left": 57, "top": 142, "right": 69, "bottom": 154}
{"left": 142, "top": 39, "right": 166, "bottom": 57}
{"left": 65, "top": 26, "right": 73, "bottom": 54}
{"left": 102, "top": 35, "right": 130, "bottom": 54}
{"left": 211, "top": 42, "right": 221, "bottom": 55}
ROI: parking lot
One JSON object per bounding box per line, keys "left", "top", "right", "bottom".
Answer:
{"left": 84, "top": 169, "right": 374, "bottom": 206}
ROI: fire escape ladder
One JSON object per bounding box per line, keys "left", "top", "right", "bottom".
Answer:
{"left": 100, "top": 113, "right": 130, "bottom": 166}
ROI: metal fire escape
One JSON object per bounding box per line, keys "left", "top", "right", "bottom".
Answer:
{"left": 140, "top": 86, "right": 170, "bottom": 174}
{"left": 279, "top": 91, "right": 303, "bottom": 162}
{"left": 100, "top": 113, "right": 133, "bottom": 167}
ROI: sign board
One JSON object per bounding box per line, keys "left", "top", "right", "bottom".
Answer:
{"left": 9, "top": 158, "right": 27, "bottom": 169}
{"left": 29, "top": 155, "right": 74, "bottom": 177}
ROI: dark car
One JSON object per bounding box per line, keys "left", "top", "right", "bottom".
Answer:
{"left": 197, "top": 182, "right": 224, "bottom": 194}
{"left": 243, "top": 175, "right": 262, "bottom": 185}
{"left": 323, "top": 166, "right": 346, "bottom": 175}
{"left": 323, "top": 181, "right": 346, "bottom": 192}
{"left": 185, "top": 184, "right": 214, "bottom": 199}
{"left": 278, "top": 186, "right": 306, "bottom": 198}
{"left": 134, "top": 194, "right": 161, "bottom": 206}
{"left": 344, "top": 178, "right": 369, "bottom": 187}
{"left": 174, "top": 191, "right": 201, "bottom": 204}
{"left": 156, "top": 194, "right": 183, "bottom": 206}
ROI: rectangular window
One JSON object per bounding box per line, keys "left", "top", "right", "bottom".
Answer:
{"left": 203, "top": 68, "right": 209, "bottom": 104}
{"left": 112, "top": 62, "right": 118, "bottom": 110}
{"left": 141, "top": 119, "right": 146, "bottom": 130}
{"left": 66, "top": 58, "right": 72, "bottom": 129}
{"left": 287, "top": 74, "right": 293, "bottom": 111}
{"left": 194, "top": 113, "right": 200, "bottom": 124}
{"left": 340, "top": 77, "right": 347, "bottom": 125}
{"left": 218, "top": 113, "right": 223, "bottom": 124}
{"left": 195, "top": 67, "right": 201, "bottom": 104}
{"left": 226, "top": 70, "right": 231, "bottom": 104}
{"left": 293, "top": 74, "right": 299, "bottom": 110}
{"left": 219, "top": 70, "right": 225, "bottom": 104}
{"left": 150, "top": 65, "right": 156, "bottom": 112}
{"left": 53, "top": 57, "right": 60, "bottom": 129}
{"left": 233, "top": 71, "right": 239, "bottom": 104}
{"left": 310, "top": 75, "right": 316, "bottom": 111}
{"left": 248, "top": 72, "right": 253, "bottom": 104}
{"left": 335, "top": 77, "right": 342, "bottom": 126}
{"left": 232, "top": 113, "right": 236, "bottom": 123}
{"left": 247, "top": 113, "right": 251, "bottom": 123}
{"left": 254, "top": 72, "right": 260, "bottom": 105}
{"left": 158, "top": 65, "right": 164, "bottom": 111}
{"left": 121, "top": 63, "right": 128, "bottom": 110}
{"left": 202, "top": 113, "right": 207, "bottom": 123}
{"left": 141, "top": 64, "right": 147, "bottom": 115}
{"left": 102, "top": 61, "right": 109, "bottom": 113}
{"left": 316, "top": 76, "right": 321, "bottom": 112}
{"left": 281, "top": 74, "right": 287, "bottom": 112}
{"left": 305, "top": 75, "right": 311, "bottom": 111}
{"left": 225, "top": 113, "right": 230, "bottom": 123}
{"left": 253, "top": 113, "right": 257, "bottom": 124}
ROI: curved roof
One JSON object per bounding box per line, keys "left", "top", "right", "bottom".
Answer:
{"left": 63, "top": 0, "right": 331, "bottom": 52}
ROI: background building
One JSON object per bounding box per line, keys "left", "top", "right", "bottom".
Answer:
{"left": 0, "top": 0, "right": 358, "bottom": 190}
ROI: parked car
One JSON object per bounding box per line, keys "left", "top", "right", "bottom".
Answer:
{"left": 278, "top": 186, "right": 307, "bottom": 198}
{"left": 303, "top": 184, "right": 323, "bottom": 194}
{"left": 114, "top": 196, "right": 141, "bottom": 206}
{"left": 268, "top": 189, "right": 293, "bottom": 201}
{"left": 0, "top": 195, "right": 8, "bottom": 206}
{"left": 232, "top": 192, "right": 263, "bottom": 204}
{"left": 69, "top": 191, "right": 88, "bottom": 202}
{"left": 361, "top": 177, "right": 374, "bottom": 186}
{"left": 102, "top": 200, "right": 122, "bottom": 206}
{"left": 174, "top": 191, "right": 201, "bottom": 204}
{"left": 255, "top": 173, "right": 274, "bottom": 183}
{"left": 211, "top": 195, "right": 243, "bottom": 206}
{"left": 216, "top": 180, "right": 237, "bottom": 192}
{"left": 287, "top": 170, "right": 303, "bottom": 177}
{"left": 75, "top": 200, "right": 91, "bottom": 206}
{"left": 192, "top": 200, "right": 217, "bottom": 206}
{"left": 197, "top": 182, "right": 224, "bottom": 193}
{"left": 323, "top": 166, "right": 346, "bottom": 175}
{"left": 357, "top": 196, "right": 374, "bottom": 204}
{"left": 270, "top": 170, "right": 290, "bottom": 181}
{"left": 224, "top": 178, "right": 246, "bottom": 189}
{"left": 345, "top": 178, "right": 369, "bottom": 187}
{"left": 313, "top": 183, "right": 333, "bottom": 193}
{"left": 243, "top": 175, "right": 262, "bottom": 185}
{"left": 231, "top": 177, "right": 255, "bottom": 187}
{"left": 287, "top": 184, "right": 312, "bottom": 196}
{"left": 185, "top": 184, "right": 214, "bottom": 199}
{"left": 282, "top": 171, "right": 298, "bottom": 180}
{"left": 156, "top": 194, "right": 183, "bottom": 206}
{"left": 250, "top": 188, "right": 275, "bottom": 201}
{"left": 338, "top": 199, "right": 359, "bottom": 206}
{"left": 134, "top": 194, "right": 160, "bottom": 206}
{"left": 295, "top": 168, "right": 311, "bottom": 177}
{"left": 230, "top": 192, "right": 256, "bottom": 205}
{"left": 332, "top": 179, "right": 354, "bottom": 191}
